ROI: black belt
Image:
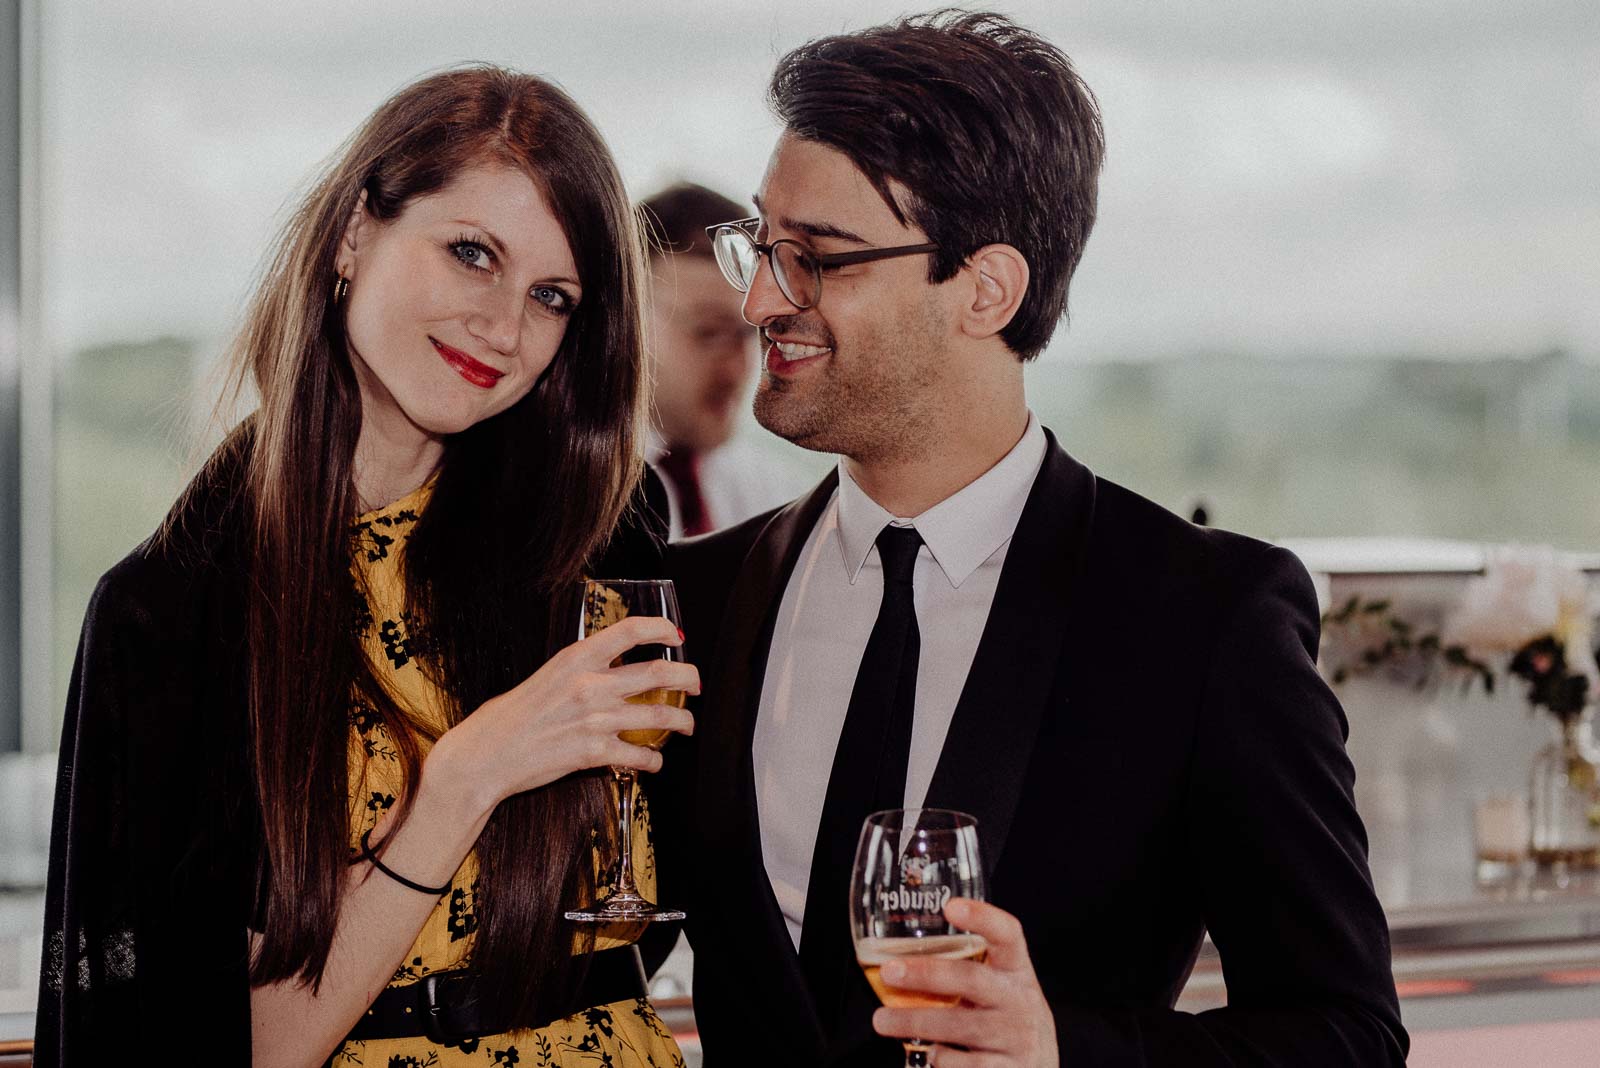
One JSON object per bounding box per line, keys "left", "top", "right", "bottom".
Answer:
{"left": 347, "top": 946, "right": 648, "bottom": 1043}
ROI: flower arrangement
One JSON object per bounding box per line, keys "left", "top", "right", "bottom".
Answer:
{"left": 1447, "top": 547, "right": 1599, "bottom": 724}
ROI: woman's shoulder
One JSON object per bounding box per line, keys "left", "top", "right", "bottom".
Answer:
{"left": 93, "top": 429, "right": 254, "bottom": 627}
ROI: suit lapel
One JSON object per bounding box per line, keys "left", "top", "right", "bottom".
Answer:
{"left": 921, "top": 433, "right": 1096, "bottom": 867}
{"left": 711, "top": 470, "right": 840, "bottom": 755}
{"left": 697, "top": 472, "right": 839, "bottom": 1053}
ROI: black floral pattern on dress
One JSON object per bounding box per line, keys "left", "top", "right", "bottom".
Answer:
{"left": 441, "top": 1036, "right": 480, "bottom": 1054}
{"left": 390, "top": 954, "right": 432, "bottom": 986}
{"left": 352, "top": 581, "right": 375, "bottom": 636}
{"left": 379, "top": 616, "right": 416, "bottom": 669}
{"left": 332, "top": 1042, "right": 365, "bottom": 1066}
{"left": 351, "top": 503, "right": 419, "bottom": 562}
{"left": 350, "top": 700, "right": 378, "bottom": 736}
{"left": 446, "top": 879, "right": 478, "bottom": 943}
{"left": 490, "top": 1047, "right": 520, "bottom": 1066}
{"left": 629, "top": 998, "right": 672, "bottom": 1041}
{"left": 364, "top": 731, "right": 399, "bottom": 763}
{"left": 581, "top": 1007, "right": 615, "bottom": 1039}
{"left": 350, "top": 702, "right": 398, "bottom": 761}
{"left": 363, "top": 527, "right": 396, "bottom": 563}
{"left": 633, "top": 790, "right": 656, "bottom": 885}
{"left": 386, "top": 1055, "right": 438, "bottom": 1068}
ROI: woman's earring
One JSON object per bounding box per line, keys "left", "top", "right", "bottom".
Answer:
{"left": 332, "top": 274, "right": 350, "bottom": 306}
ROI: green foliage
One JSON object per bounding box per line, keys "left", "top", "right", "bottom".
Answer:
{"left": 1320, "top": 595, "right": 1496, "bottom": 694}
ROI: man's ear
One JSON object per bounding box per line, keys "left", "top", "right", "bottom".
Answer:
{"left": 957, "top": 243, "right": 1029, "bottom": 342}
{"left": 335, "top": 188, "right": 372, "bottom": 278}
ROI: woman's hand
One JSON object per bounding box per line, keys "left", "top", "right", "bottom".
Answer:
{"left": 429, "top": 615, "right": 697, "bottom": 818}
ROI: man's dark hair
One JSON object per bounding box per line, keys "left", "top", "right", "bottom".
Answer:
{"left": 770, "top": 9, "right": 1104, "bottom": 360}
{"left": 639, "top": 181, "right": 748, "bottom": 259}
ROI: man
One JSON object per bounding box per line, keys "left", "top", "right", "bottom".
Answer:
{"left": 640, "top": 182, "right": 813, "bottom": 537}
{"left": 662, "top": 11, "right": 1406, "bottom": 1067}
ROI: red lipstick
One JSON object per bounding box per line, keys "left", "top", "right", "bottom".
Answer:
{"left": 431, "top": 338, "right": 503, "bottom": 389}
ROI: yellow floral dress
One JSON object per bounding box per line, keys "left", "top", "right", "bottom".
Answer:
{"left": 333, "top": 481, "right": 683, "bottom": 1068}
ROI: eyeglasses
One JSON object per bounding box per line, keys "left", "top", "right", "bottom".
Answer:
{"left": 704, "top": 217, "right": 939, "bottom": 311}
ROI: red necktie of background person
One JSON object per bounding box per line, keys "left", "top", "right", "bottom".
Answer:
{"left": 657, "top": 448, "right": 713, "bottom": 537}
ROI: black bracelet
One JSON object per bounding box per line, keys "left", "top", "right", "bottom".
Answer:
{"left": 355, "top": 827, "right": 453, "bottom": 896}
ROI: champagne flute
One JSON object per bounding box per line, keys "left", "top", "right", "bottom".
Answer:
{"left": 850, "top": 809, "right": 987, "bottom": 1068}
{"left": 564, "top": 578, "right": 687, "bottom": 923}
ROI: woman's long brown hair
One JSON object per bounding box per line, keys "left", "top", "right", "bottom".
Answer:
{"left": 229, "top": 66, "right": 647, "bottom": 1023}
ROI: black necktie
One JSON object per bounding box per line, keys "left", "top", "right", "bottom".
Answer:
{"left": 799, "top": 524, "right": 924, "bottom": 1036}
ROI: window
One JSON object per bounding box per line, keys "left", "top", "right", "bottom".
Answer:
{"left": 3, "top": 0, "right": 1597, "bottom": 1040}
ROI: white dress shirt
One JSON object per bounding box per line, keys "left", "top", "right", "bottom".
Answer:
{"left": 752, "top": 413, "right": 1048, "bottom": 950}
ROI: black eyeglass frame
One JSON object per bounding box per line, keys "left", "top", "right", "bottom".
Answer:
{"left": 704, "top": 216, "right": 939, "bottom": 310}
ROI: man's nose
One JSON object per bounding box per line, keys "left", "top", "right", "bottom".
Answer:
{"left": 740, "top": 252, "right": 803, "bottom": 327}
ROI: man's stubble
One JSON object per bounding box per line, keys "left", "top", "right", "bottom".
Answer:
{"left": 753, "top": 293, "right": 951, "bottom": 467}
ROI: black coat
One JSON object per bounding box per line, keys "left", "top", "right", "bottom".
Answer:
{"left": 657, "top": 430, "right": 1408, "bottom": 1067}
{"left": 34, "top": 450, "right": 670, "bottom": 1065}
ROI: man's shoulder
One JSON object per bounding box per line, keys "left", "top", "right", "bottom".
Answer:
{"left": 1085, "top": 474, "right": 1309, "bottom": 605}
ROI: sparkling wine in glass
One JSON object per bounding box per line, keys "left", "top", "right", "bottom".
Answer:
{"left": 850, "top": 808, "right": 987, "bottom": 1067}
{"left": 564, "top": 578, "right": 686, "bottom": 924}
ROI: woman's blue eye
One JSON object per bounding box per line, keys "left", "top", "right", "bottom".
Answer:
{"left": 531, "top": 285, "right": 575, "bottom": 315}
{"left": 450, "top": 241, "right": 493, "bottom": 271}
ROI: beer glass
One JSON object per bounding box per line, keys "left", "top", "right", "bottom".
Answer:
{"left": 564, "top": 578, "right": 687, "bottom": 923}
{"left": 850, "top": 809, "right": 987, "bottom": 1067}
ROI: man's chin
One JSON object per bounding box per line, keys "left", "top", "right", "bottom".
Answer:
{"left": 754, "top": 395, "right": 832, "bottom": 453}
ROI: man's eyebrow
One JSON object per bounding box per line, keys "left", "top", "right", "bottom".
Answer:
{"left": 781, "top": 216, "right": 868, "bottom": 245}
{"left": 749, "top": 196, "right": 869, "bottom": 246}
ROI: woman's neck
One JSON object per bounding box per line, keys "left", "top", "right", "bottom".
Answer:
{"left": 352, "top": 415, "right": 444, "bottom": 512}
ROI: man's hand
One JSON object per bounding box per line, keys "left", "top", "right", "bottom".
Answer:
{"left": 871, "top": 898, "right": 1058, "bottom": 1067}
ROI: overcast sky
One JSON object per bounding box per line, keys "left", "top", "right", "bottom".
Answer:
{"left": 32, "top": 0, "right": 1600, "bottom": 363}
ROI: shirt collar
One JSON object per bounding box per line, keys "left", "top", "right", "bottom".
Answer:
{"left": 834, "top": 412, "right": 1047, "bottom": 588}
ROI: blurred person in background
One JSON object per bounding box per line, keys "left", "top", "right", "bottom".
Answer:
{"left": 36, "top": 66, "right": 696, "bottom": 1067}
{"left": 641, "top": 182, "right": 812, "bottom": 537}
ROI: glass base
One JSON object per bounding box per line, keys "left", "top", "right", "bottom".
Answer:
{"left": 564, "top": 889, "right": 685, "bottom": 923}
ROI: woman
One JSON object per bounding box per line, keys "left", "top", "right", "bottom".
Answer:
{"left": 35, "top": 66, "right": 696, "bottom": 1066}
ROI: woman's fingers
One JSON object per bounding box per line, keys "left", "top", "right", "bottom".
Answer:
{"left": 610, "top": 701, "right": 695, "bottom": 738}
{"left": 575, "top": 614, "right": 683, "bottom": 666}
{"left": 604, "top": 741, "right": 666, "bottom": 774}
{"left": 573, "top": 703, "right": 692, "bottom": 774}
{"left": 606, "top": 658, "right": 701, "bottom": 698}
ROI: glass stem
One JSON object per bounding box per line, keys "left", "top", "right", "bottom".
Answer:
{"left": 613, "top": 767, "right": 640, "bottom": 898}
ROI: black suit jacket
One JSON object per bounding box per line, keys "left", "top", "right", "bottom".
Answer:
{"left": 657, "top": 430, "right": 1407, "bottom": 1066}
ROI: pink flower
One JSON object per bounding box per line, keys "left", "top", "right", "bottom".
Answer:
{"left": 1449, "top": 547, "right": 1592, "bottom": 649}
